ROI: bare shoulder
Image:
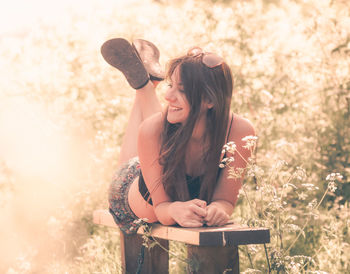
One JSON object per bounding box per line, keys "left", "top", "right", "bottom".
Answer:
{"left": 229, "top": 113, "right": 256, "bottom": 142}
{"left": 138, "top": 112, "right": 164, "bottom": 143}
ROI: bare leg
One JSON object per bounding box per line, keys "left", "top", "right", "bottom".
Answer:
{"left": 118, "top": 81, "right": 162, "bottom": 166}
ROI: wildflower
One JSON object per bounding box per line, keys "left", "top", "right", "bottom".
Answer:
{"left": 247, "top": 156, "right": 255, "bottom": 165}
{"left": 261, "top": 89, "right": 273, "bottom": 101}
{"left": 293, "top": 167, "right": 306, "bottom": 181}
{"left": 242, "top": 135, "right": 258, "bottom": 142}
{"left": 325, "top": 172, "right": 342, "bottom": 193}
{"left": 274, "top": 159, "right": 288, "bottom": 169}
{"left": 297, "top": 192, "right": 307, "bottom": 200}
{"left": 301, "top": 183, "right": 319, "bottom": 191}
{"left": 242, "top": 135, "right": 258, "bottom": 150}
{"left": 228, "top": 167, "right": 245, "bottom": 179}
{"left": 133, "top": 218, "right": 149, "bottom": 225}
{"left": 268, "top": 196, "right": 283, "bottom": 211}
{"left": 238, "top": 188, "right": 245, "bottom": 196}
{"left": 326, "top": 172, "right": 343, "bottom": 181}
{"left": 219, "top": 157, "right": 234, "bottom": 168}
{"left": 222, "top": 141, "right": 237, "bottom": 154}
{"left": 246, "top": 164, "right": 264, "bottom": 178}
{"left": 286, "top": 224, "right": 301, "bottom": 233}
{"left": 327, "top": 181, "right": 337, "bottom": 192}
{"left": 289, "top": 215, "right": 298, "bottom": 221}
{"left": 247, "top": 245, "right": 260, "bottom": 254}
{"left": 307, "top": 199, "right": 317, "bottom": 210}
{"left": 283, "top": 183, "right": 297, "bottom": 189}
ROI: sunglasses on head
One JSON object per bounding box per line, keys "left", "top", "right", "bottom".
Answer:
{"left": 187, "top": 47, "right": 224, "bottom": 68}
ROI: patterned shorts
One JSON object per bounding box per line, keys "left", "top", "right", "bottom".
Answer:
{"left": 108, "top": 157, "right": 144, "bottom": 235}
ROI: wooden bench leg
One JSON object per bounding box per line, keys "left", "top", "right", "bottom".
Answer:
{"left": 187, "top": 245, "right": 239, "bottom": 274}
{"left": 120, "top": 232, "right": 169, "bottom": 274}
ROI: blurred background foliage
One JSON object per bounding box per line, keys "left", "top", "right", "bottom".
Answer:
{"left": 0, "top": 0, "right": 349, "bottom": 273}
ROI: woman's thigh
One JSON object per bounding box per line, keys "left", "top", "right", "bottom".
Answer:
{"left": 109, "top": 157, "right": 157, "bottom": 234}
{"left": 128, "top": 176, "right": 158, "bottom": 223}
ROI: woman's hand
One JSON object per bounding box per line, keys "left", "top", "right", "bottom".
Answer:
{"left": 168, "top": 199, "right": 207, "bottom": 227}
{"left": 204, "top": 202, "right": 230, "bottom": 226}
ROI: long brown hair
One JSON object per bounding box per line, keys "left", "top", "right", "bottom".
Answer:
{"left": 159, "top": 53, "right": 233, "bottom": 203}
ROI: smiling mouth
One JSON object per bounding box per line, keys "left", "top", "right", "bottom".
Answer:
{"left": 169, "top": 106, "right": 182, "bottom": 111}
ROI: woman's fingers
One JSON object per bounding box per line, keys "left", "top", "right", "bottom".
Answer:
{"left": 204, "top": 205, "right": 229, "bottom": 226}
{"left": 169, "top": 200, "right": 207, "bottom": 227}
{"left": 186, "top": 211, "right": 205, "bottom": 223}
{"left": 181, "top": 219, "right": 204, "bottom": 227}
{"left": 192, "top": 199, "right": 207, "bottom": 208}
{"left": 190, "top": 203, "right": 207, "bottom": 217}
{"left": 204, "top": 207, "right": 217, "bottom": 225}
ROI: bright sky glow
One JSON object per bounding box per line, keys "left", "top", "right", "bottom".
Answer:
{"left": 0, "top": 0, "right": 118, "bottom": 34}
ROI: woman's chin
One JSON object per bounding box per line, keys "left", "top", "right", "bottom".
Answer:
{"left": 166, "top": 117, "right": 177, "bottom": 124}
{"left": 166, "top": 115, "right": 181, "bottom": 124}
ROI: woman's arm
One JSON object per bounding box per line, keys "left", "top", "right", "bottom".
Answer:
{"left": 138, "top": 113, "right": 206, "bottom": 227}
{"left": 205, "top": 114, "right": 255, "bottom": 226}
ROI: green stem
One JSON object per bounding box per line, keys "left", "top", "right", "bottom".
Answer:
{"left": 234, "top": 148, "right": 249, "bottom": 165}
{"left": 279, "top": 173, "right": 294, "bottom": 202}
{"left": 264, "top": 244, "right": 271, "bottom": 273}
{"left": 142, "top": 225, "right": 189, "bottom": 265}
{"left": 242, "top": 185, "right": 256, "bottom": 219}
{"left": 245, "top": 245, "right": 254, "bottom": 269}
{"left": 149, "top": 236, "right": 189, "bottom": 265}
{"left": 302, "top": 244, "right": 324, "bottom": 270}
{"left": 286, "top": 189, "right": 329, "bottom": 253}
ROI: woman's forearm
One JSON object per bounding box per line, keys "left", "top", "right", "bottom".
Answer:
{"left": 154, "top": 201, "right": 177, "bottom": 226}
{"left": 155, "top": 199, "right": 207, "bottom": 227}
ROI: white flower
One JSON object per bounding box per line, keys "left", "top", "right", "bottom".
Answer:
{"left": 297, "top": 192, "right": 308, "bottom": 200}
{"left": 222, "top": 141, "right": 237, "bottom": 154}
{"left": 219, "top": 157, "right": 234, "bottom": 168}
{"left": 326, "top": 172, "right": 343, "bottom": 181}
{"left": 293, "top": 167, "right": 306, "bottom": 181}
{"left": 228, "top": 167, "right": 245, "bottom": 179}
{"left": 242, "top": 135, "right": 258, "bottom": 150}
{"left": 247, "top": 164, "right": 264, "bottom": 178}
{"left": 242, "top": 135, "right": 258, "bottom": 142}
{"left": 274, "top": 160, "right": 288, "bottom": 169}
{"left": 325, "top": 173, "right": 343, "bottom": 192}
{"left": 307, "top": 199, "right": 317, "bottom": 209}
{"left": 301, "top": 183, "right": 319, "bottom": 191}
{"left": 327, "top": 181, "right": 337, "bottom": 193}
{"left": 133, "top": 218, "right": 149, "bottom": 225}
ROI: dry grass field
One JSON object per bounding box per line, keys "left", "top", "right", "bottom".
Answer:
{"left": 0, "top": 0, "right": 349, "bottom": 273}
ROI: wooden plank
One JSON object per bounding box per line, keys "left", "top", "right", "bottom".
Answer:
{"left": 93, "top": 209, "right": 270, "bottom": 246}
{"left": 93, "top": 209, "right": 118, "bottom": 228}
{"left": 222, "top": 228, "right": 271, "bottom": 246}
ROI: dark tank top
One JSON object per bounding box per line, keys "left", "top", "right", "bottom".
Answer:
{"left": 138, "top": 172, "right": 203, "bottom": 205}
{"left": 138, "top": 114, "right": 234, "bottom": 205}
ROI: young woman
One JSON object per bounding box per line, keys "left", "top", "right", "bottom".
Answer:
{"left": 101, "top": 38, "right": 255, "bottom": 234}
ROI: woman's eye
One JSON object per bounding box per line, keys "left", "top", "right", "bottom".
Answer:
{"left": 167, "top": 83, "right": 173, "bottom": 88}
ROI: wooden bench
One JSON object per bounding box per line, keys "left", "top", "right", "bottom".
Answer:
{"left": 93, "top": 209, "right": 270, "bottom": 274}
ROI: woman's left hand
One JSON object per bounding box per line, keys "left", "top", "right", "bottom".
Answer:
{"left": 204, "top": 202, "right": 230, "bottom": 226}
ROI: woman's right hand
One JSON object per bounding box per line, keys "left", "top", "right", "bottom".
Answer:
{"left": 168, "top": 199, "right": 207, "bottom": 227}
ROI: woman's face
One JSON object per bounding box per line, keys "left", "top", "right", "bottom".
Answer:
{"left": 164, "top": 66, "right": 191, "bottom": 124}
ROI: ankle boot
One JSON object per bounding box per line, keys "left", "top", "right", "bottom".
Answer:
{"left": 101, "top": 38, "right": 150, "bottom": 90}
{"left": 132, "top": 39, "right": 165, "bottom": 81}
